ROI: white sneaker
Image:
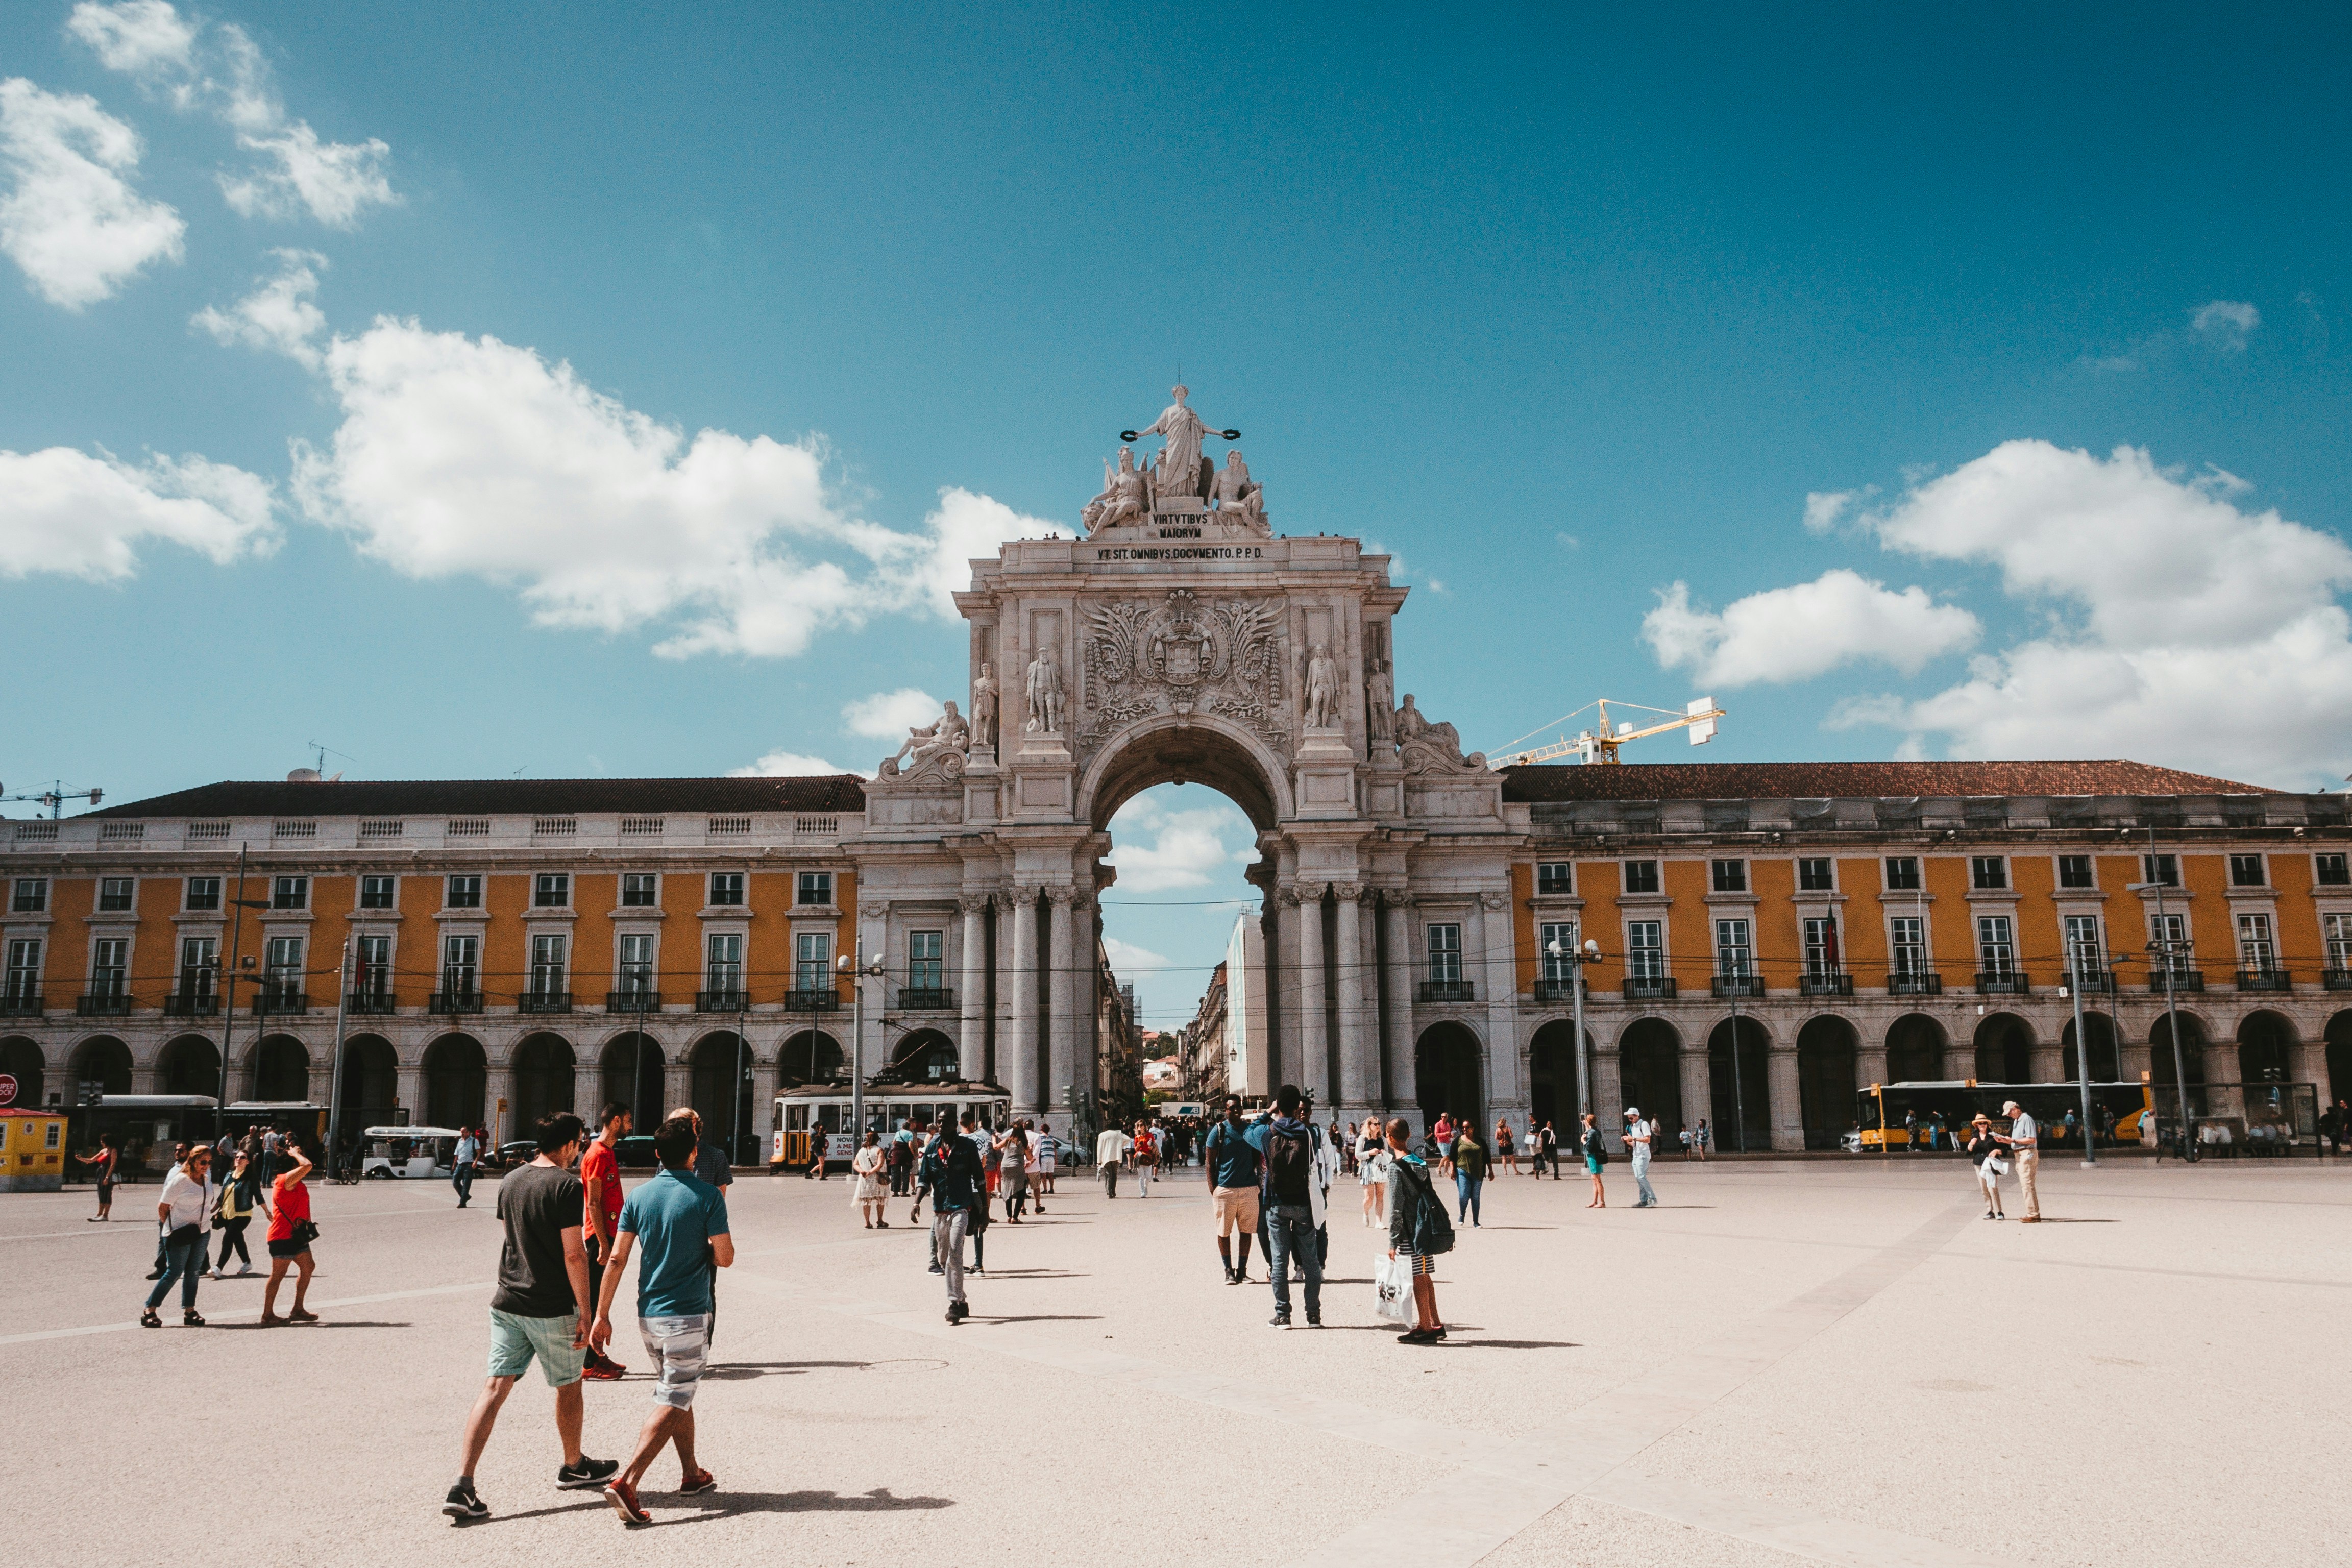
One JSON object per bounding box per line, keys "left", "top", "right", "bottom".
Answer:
{"left": 209, "top": 1268, "right": 224, "bottom": 1280}
{"left": 237, "top": 1263, "right": 254, "bottom": 1276}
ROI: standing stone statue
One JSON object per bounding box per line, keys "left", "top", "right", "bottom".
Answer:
{"left": 1365, "top": 660, "right": 1394, "bottom": 744}
{"left": 1131, "top": 385, "right": 1222, "bottom": 505}
{"left": 1304, "top": 643, "right": 1340, "bottom": 729}
{"left": 1025, "top": 643, "right": 1066, "bottom": 734}
{"left": 970, "top": 663, "right": 999, "bottom": 749}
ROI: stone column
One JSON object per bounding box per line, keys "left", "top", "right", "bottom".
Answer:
{"left": 1047, "top": 888, "right": 1077, "bottom": 1122}
{"left": 958, "top": 894, "right": 990, "bottom": 1082}
{"left": 1383, "top": 893, "right": 1413, "bottom": 1115}
{"left": 1290, "top": 883, "right": 1330, "bottom": 1106}
{"left": 1480, "top": 891, "right": 1523, "bottom": 1111}
{"left": 1855, "top": 1039, "right": 1889, "bottom": 1091}
{"left": 2206, "top": 1039, "right": 2245, "bottom": 1126}
{"left": 992, "top": 894, "right": 1014, "bottom": 1086}
{"left": 485, "top": 1064, "right": 516, "bottom": 1143}
{"left": 1768, "top": 1045, "right": 1804, "bottom": 1152}
{"left": 1010, "top": 887, "right": 1039, "bottom": 1113}
{"left": 1678, "top": 1046, "right": 1711, "bottom": 1141}
{"left": 1333, "top": 884, "right": 1374, "bottom": 1122}
{"left": 1592, "top": 1043, "right": 1624, "bottom": 1151}
{"left": 2029, "top": 1041, "right": 2065, "bottom": 1084}
{"left": 396, "top": 1062, "right": 424, "bottom": 1122}
{"left": 858, "top": 900, "right": 889, "bottom": 1087}
{"left": 663, "top": 1060, "right": 691, "bottom": 1122}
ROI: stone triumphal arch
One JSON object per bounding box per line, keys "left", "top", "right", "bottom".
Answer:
{"left": 856, "top": 388, "right": 1516, "bottom": 1132}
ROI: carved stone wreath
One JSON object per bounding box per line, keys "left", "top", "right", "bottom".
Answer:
{"left": 1079, "top": 589, "right": 1289, "bottom": 745}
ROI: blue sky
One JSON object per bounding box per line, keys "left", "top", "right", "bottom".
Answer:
{"left": 5, "top": 2, "right": 2349, "bottom": 1028}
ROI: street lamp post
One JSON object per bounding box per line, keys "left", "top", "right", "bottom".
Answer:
{"left": 839, "top": 944, "right": 885, "bottom": 1146}
{"left": 2130, "top": 829, "right": 2196, "bottom": 1160}
{"left": 325, "top": 935, "right": 354, "bottom": 1179}
{"left": 1544, "top": 928, "right": 1603, "bottom": 1134}
{"left": 2063, "top": 937, "right": 2099, "bottom": 1168}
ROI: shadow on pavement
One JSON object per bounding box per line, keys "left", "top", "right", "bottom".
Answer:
{"left": 214, "top": 1319, "right": 411, "bottom": 1330}
{"left": 667, "top": 1487, "right": 954, "bottom": 1519}
{"left": 702, "top": 1360, "right": 877, "bottom": 1380}
{"left": 969, "top": 1314, "right": 1102, "bottom": 1325}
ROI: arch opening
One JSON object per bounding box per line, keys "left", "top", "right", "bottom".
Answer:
{"left": 158, "top": 1034, "right": 219, "bottom": 1097}
{"left": 1885, "top": 1013, "right": 1946, "bottom": 1083}
{"left": 690, "top": 1032, "right": 753, "bottom": 1162}
{"left": 252, "top": 1034, "right": 310, "bottom": 1103}
{"left": 1796, "top": 1015, "right": 1859, "bottom": 1151}
{"left": 2238, "top": 1011, "right": 2294, "bottom": 1084}
{"left": 2061, "top": 1013, "right": 2121, "bottom": 1082}
{"left": 1618, "top": 1018, "right": 1682, "bottom": 1143}
{"left": 512, "top": 1033, "right": 576, "bottom": 1138}
{"left": 599, "top": 1033, "right": 665, "bottom": 1125}
{"left": 1528, "top": 1019, "right": 1588, "bottom": 1139}
{"left": 1707, "top": 1016, "right": 1770, "bottom": 1152}
{"left": 1974, "top": 1012, "right": 2034, "bottom": 1084}
{"left": 425, "top": 1034, "right": 487, "bottom": 1129}
{"left": 1414, "top": 1021, "right": 1482, "bottom": 1137}
{"left": 70, "top": 1036, "right": 131, "bottom": 1098}
{"left": 779, "top": 1029, "right": 845, "bottom": 1088}
{"left": 0, "top": 1036, "right": 43, "bottom": 1109}
{"left": 2326, "top": 1011, "right": 2352, "bottom": 1106}
{"left": 336, "top": 1034, "right": 399, "bottom": 1140}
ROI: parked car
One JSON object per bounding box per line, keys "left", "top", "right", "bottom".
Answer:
{"left": 491, "top": 1139, "right": 539, "bottom": 1171}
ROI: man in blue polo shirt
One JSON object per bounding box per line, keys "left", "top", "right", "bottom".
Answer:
{"left": 588, "top": 1116, "right": 733, "bottom": 1526}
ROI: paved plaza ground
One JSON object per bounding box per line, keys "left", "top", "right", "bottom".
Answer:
{"left": 6, "top": 1151, "right": 2346, "bottom": 1566}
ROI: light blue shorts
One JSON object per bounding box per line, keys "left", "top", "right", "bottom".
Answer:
{"left": 487, "top": 1308, "right": 585, "bottom": 1387}
{"left": 640, "top": 1313, "right": 714, "bottom": 1409}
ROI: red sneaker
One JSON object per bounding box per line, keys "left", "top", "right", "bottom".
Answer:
{"left": 603, "top": 1477, "right": 650, "bottom": 1526}
{"left": 678, "top": 1468, "right": 717, "bottom": 1496}
{"left": 580, "top": 1355, "right": 625, "bottom": 1382}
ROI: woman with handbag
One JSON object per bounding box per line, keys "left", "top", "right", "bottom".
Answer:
{"left": 77, "top": 1134, "right": 120, "bottom": 1221}
{"left": 1356, "top": 1116, "right": 1388, "bottom": 1226}
{"left": 260, "top": 1137, "right": 321, "bottom": 1326}
{"left": 210, "top": 1150, "right": 263, "bottom": 1277}
{"left": 851, "top": 1131, "right": 890, "bottom": 1228}
{"left": 1383, "top": 1117, "right": 1448, "bottom": 1344}
{"left": 140, "top": 1144, "right": 215, "bottom": 1328}
{"left": 1966, "top": 1114, "right": 2007, "bottom": 1220}
{"left": 1580, "top": 1112, "right": 1608, "bottom": 1208}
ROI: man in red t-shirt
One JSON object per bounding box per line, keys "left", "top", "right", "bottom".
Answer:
{"left": 579, "top": 1102, "right": 632, "bottom": 1380}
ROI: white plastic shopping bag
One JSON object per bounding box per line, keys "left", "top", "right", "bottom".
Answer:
{"left": 1374, "top": 1252, "right": 1413, "bottom": 1323}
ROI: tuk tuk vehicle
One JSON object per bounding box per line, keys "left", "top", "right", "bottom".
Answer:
{"left": 360, "top": 1125, "right": 463, "bottom": 1179}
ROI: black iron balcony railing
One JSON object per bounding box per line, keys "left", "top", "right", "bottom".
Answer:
{"left": 78, "top": 990, "right": 134, "bottom": 1017}
{"left": 897, "top": 987, "right": 955, "bottom": 1011}
{"left": 429, "top": 988, "right": 484, "bottom": 1015}
{"left": 252, "top": 988, "right": 309, "bottom": 1015}
{"left": 785, "top": 987, "right": 842, "bottom": 1012}
{"left": 2148, "top": 967, "right": 2204, "bottom": 992}
{"left": 0, "top": 990, "right": 40, "bottom": 1017}
{"left": 1622, "top": 976, "right": 1677, "bottom": 1001}
{"left": 1417, "top": 979, "right": 1476, "bottom": 1003}
{"left": 518, "top": 990, "right": 573, "bottom": 1014}
{"left": 2236, "top": 968, "right": 2292, "bottom": 992}
{"left": 163, "top": 987, "right": 220, "bottom": 1017}
{"left": 344, "top": 989, "right": 397, "bottom": 1015}
{"left": 2323, "top": 969, "right": 2352, "bottom": 992}
{"left": 1974, "top": 971, "right": 2030, "bottom": 996}
{"left": 1798, "top": 971, "right": 1853, "bottom": 998}
{"left": 606, "top": 987, "right": 661, "bottom": 1013}
{"left": 1532, "top": 978, "right": 1581, "bottom": 1003}
{"left": 1710, "top": 974, "right": 1766, "bottom": 999}
{"left": 697, "top": 988, "right": 750, "bottom": 1013}
{"left": 2064, "top": 969, "right": 2117, "bottom": 995}
{"left": 1886, "top": 971, "right": 1943, "bottom": 996}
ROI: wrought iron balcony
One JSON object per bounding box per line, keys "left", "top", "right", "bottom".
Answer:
{"left": 518, "top": 990, "right": 573, "bottom": 1014}
{"left": 2148, "top": 967, "right": 2204, "bottom": 993}
{"left": 605, "top": 988, "right": 662, "bottom": 1013}
{"left": 2062, "top": 970, "right": 2117, "bottom": 995}
{"left": 897, "top": 987, "right": 955, "bottom": 1011}
{"left": 252, "top": 988, "right": 309, "bottom": 1015}
{"left": 784, "top": 987, "right": 842, "bottom": 1013}
{"left": 163, "top": 988, "right": 220, "bottom": 1017}
{"left": 77, "top": 990, "right": 134, "bottom": 1017}
{"left": 1532, "top": 978, "right": 1581, "bottom": 1003}
{"left": 697, "top": 988, "right": 751, "bottom": 1013}
{"left": 1886, "top": 972, "right": 1943, "bottom": 997}
{"left": 344, "top": 990, "right": 397, "bottom": 1015}
{"left": 1973, "top": 971, "right": 2030, "bottom": 996}
{"left": 1621, "top": 976, "right": 1677, "bottom": 1001}
{"left": 0, "top": 990, "right": 40, "bottom": 1017}
{"left": 1798, "top": 971, "right": 1853, "bottom": 998}
{"left": 2324, "top": 969, "right": 2352, "bottom": 992}
{"left": 1710, "top": 974, "right": 1766, "bottom": 999}
{"left": 429, "top": 989, "right": 484, "bottom": 1015}
{"left": 1417, "top": 980, "right": 1477, "bottom": 1003}
{"left": 2236, "top": 968, "right": 2292, "bottom": 992}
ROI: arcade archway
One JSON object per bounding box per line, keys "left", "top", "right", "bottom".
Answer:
{"left": 1707, "top": 1016, "right": 1770, "bottom": 1152}
{"left": 1974, "top": 1012, "right": 2033, "bottom": 1083}
{"left": 2061, "top": 1013, "right": 2120, "bottom": 1082}
{"left": 778, "top": 1029, "right": 845, "bottom": 1087}
{"left": 1528, "top": 1019, "right": 1588, "bottom": 1137}
{"left": 690, "top": 1032, "right": 753, "bottom": 1160}
{"left": 600, "top": 1033, "right": 664, "bottom": 1124}
{"left": 158, "top": 1034, "right": 219, "bottom": 1097}
{"left": 1618, "top": 1018, "right": 1682, "bottom": 1139}
{"left": 335, "top": 1034, "right": 399, "bottom": 1136}
{"left": 890, "top": 1028, "right": 961, "bottom": 1084}
{"left": 0, "top": 1036, "right": 43, "bottom": 1108}
{"left": 2238, "top": 1011, "right": 2294, "bottom": 1083}
{"left": 511, "top": 1032, "right": 576, "bottom": 1136}
{"left": 69, "top": 1036, "right": 131, "bottom": 1098}
{"left": 1885, "top": 1013, "right": 1945, "bottom": 1082}
{"left": 252, "top": 1034, "right": 310, "bottom": 1102}
{"left": 1415, "top": 1021, "right": 1483, "bottom": 1135}
{"left": 425, "top": 1034, "right": 487, "bottom": 1129}
{"left": 1796, "top": 1016, "right": 1858, "bottom": 1150}
{"left": 2328, "top": 1012, "right": 2352, "bottom": 1104}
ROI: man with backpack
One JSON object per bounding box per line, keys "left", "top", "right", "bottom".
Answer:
{"left": 1203, "top": 1095, "right": 1263, "bottom": 1284}
{"left": 1259, "top": 1085, "right": 1324, "bottom": 1328}
{"left": 1383, "top": 1114, "right": 1451, "bottom": 1344}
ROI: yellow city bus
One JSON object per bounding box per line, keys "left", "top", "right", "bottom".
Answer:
{"left": 1848, "top": 1076, "right": 2154, "bottom": 1153}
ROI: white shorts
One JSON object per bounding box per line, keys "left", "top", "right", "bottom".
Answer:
{"left": 639, "top": 1313, "right": 713, "bottom": 1409}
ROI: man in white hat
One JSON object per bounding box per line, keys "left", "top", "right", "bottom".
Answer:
{"left": 1623, "top": 1107, "right": 1657, "bottom": 1208}
{"left": 1997, "top": 1100, "right": 2040, "bottom": 1221}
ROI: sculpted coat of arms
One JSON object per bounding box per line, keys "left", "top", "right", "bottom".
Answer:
{"left": 1080, "top": 589, "right": 1288, "bottom": 742}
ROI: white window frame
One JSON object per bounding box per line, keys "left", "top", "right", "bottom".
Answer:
{"left": 533, "top": 873, "right": 571, "bottom": 910}
{"left": 11, "top": 878, "right": 48, "bottom": 914}
{"left": 706, "top": 931, "right": 745, "bottom": 994}
{"left": 1889, "top": 915, "right": 1927, "bottom": 977}
{"left": 179, "top": 936, "right": 218, "bottom": 1002}
{"left": 794, "top": 929, "right": 832, "bottom": 992}
{"left": 2325, "top": 913, "right": 2352, "bottom": 972}
{"left": 1883, "top": 857, "right": 1922, "bottom": 892}
{"left": 1621, "top": 861, "right": 1660, "bottom": 895}
{"left": 1626, "top": 920, "right": 1665, "bottom": 981}
{"left": 358, "top": 874, "right": 398, "bottom": 911}
{"left": 355, "top": 934, "right": 391, "bottom": 998}
{"left": 1796, "top": 857, "right": 1836, "bottom": 893}
{"left": 2056, "top": 854, "right": 2097, "bottom": 890}
{"left": 1801, "top": 915, "right": 1841, "bottom": 977}
{"left": 1976, "top": 915, "right": 2015, "bottom": 976}
{"left": 4, "top": 938, "right": 43, "bottom": 998}
{"left": 263, "top": 935, "right": 304, "bottom": 1001}
{"left": 1426, "top": 922, "right": 1463, "bottom": 985}
{"left": 272, "top": 875, "right": 309, "bottom": 911}
{"left": 445, "top": 874, "right": 483, "bottom": 910}
{"left": 96, "top": 877, "right": 136, "bottom": 913}
{"left": 708, "top": 872, "right": 747, "bottom": 908}
{"left": 183, "top": 876, "right": 222, "bottom": 912}
{"left": 442, "top": 934, "right": 480, "bottom": 997}
{"left": 2236, "top": 912, "right": 2276, "bottom": 970}
{"left": 1969, "top": 856, "right": 2007, "bottom": 892}
{"left": 89, "top": 936, "right": 130, "bottom": 998}
{"left": 907, "top": 928, "right": 945, "bottom": 990}
{"left": 797, "top": 872, "right": 834, "bottom": 907}
{"left": 2062, "top": 914, "right": 2105, "bottom": 976}
{"left": 1538, "top": 921, "right": 1576, "bottom": 985}
{"left": 620, "top": 873, "right": 659, "bottom": 908}
{"left": 617, "top": 933, "right": 657, "bottom": 996}
{"left": 1535, "top": 862, "right": 1572, "bottom": 896}
{"left": 1714, "top": 917, "right": 1751, "bottom": 977}
{"left": 530, "top": 932, "right": 569, "bottom": 997}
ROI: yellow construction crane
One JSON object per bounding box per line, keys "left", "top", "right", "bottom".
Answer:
{"left": 1490, "top": 697, "right": 1725, "bottom": 767}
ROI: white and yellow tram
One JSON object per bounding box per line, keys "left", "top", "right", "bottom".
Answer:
{"left": 770, "top": 1081, "right": 1011, "bottom": 1173}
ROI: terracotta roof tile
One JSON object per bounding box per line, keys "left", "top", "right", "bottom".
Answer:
{"left": 90, "top": 776, "right": 868, "bottom": 820}
{"left": 1499, "top": 759, "right": 2276, "bottom": 803}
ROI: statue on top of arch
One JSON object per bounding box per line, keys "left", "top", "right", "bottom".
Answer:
{"left": 877, "top": 699, "right": 970, "bottom": 783}
{"left": 1394, "top": 694, "right": 1487, "bottom": 775}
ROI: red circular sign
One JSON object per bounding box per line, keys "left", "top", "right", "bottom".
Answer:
{"left": 0, "top": 1073, "right": 16, "bottom": 1107}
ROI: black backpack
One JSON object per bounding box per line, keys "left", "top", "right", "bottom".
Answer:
{"left": 1404, "top": 1162, "right": 1456, "bottom": 1255}
{"left": 1265, "top": 1124, "right": 1313, "bottom": 1205}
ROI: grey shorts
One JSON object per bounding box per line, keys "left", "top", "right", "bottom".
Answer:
{"left": 639, "top": 1313, "right": 714, "bottom": 1409}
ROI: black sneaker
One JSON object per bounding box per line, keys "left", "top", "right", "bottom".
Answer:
{"left": 558, "top": 1457, "right": 619, "bottom": 1490}
{"left": 1269, "top": 1313, "right": 1291, "bottom": 1329}
{"left": 442, "top": 1482, "right": 489, "bottom": 1520}
{"left": 1305, "top": 1316, "right": 1322, "bottom": 1328}
{"left": 928, "top": 1262, "right": 945, "bottom": 1275}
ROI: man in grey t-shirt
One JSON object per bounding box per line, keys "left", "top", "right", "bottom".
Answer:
{"left": 444, "top": 1113, "right": 616, "bottom": 1521}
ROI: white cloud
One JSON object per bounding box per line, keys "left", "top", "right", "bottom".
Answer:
{"left": 842, "top": 687, "right": 942, "bottom": 740}
{"left": 1802, "top": 487, "right": 1873, "bottom": 533}
{"left": 1836, "top": 440, "right": 2352, "bottom": 786}
{"left": 0, "top": 445, "right": 276, "bottom": 579}
{"left": 1643, "top": 570, "right": 1979, "bottom": 688}
{"left": 1102, "top": 935, "right": 1173, "bottom": 974}
{"left": 0, "top": 78, "right": 184, "bottom": 308}
{"left": 1104, "top": 794, "right": 1255, "bottom": 892}
{"left": 70, "top": 2, "right": 398, "bottom": 227}
{"left": 2189, "top": 299, "right": 2259, "bottom": 351}
{"left": 728, "top": 749, "right": 860, "bottom": 779}
{"left": 289, "top": 317, "right": 1067, "bottom": 658}
{"left": 191, "top": 246, "right": 325, "bottom": 366}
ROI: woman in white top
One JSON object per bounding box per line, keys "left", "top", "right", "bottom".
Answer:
{"left": 1357, "top": 1116, "right": 1391, "bottom": 1225}
{"left": 142, "top": 1146, "right": 216, "bottom": 1328}
{"left": 851, "top": 1131, "right": 890, "bottom": 1228}
{"left": 1521, "top": 1123, "right": 1541, "bottom": 1174}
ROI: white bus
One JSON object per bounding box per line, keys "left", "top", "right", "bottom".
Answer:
{"left": 771, "top": 1081, "right": 1012, "bottom": 1173}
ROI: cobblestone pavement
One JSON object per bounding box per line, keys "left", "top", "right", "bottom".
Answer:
{"left": 7, "top": 1153, "right": 2345, "bottom": 1565}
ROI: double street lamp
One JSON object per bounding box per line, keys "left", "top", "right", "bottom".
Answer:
{"left": 838, "top": 945, "right": 886, "bottom": 1147}
{"left": 1543, "top": 928, "right": 1603, "bottom": 1137}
